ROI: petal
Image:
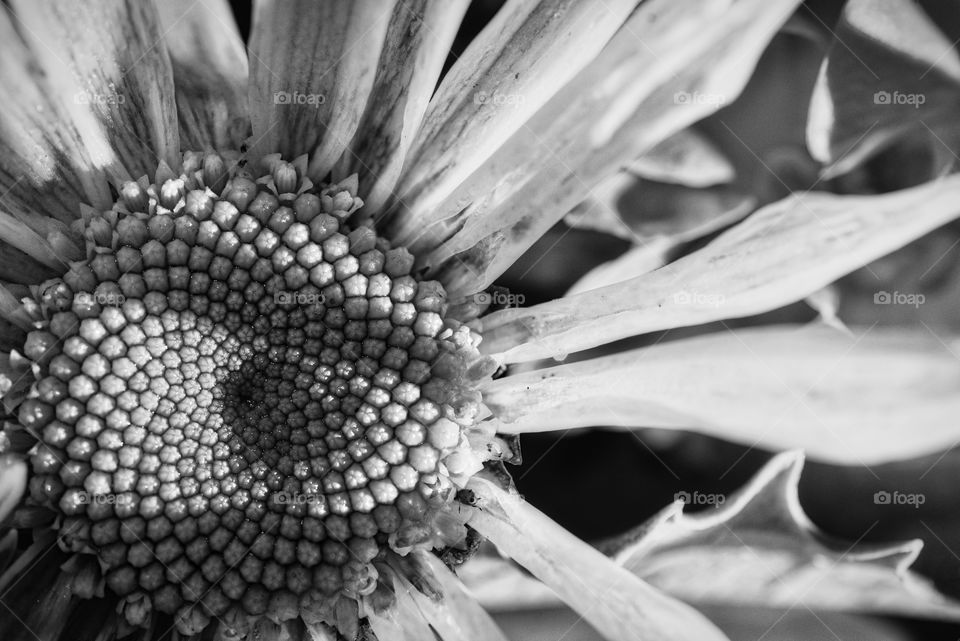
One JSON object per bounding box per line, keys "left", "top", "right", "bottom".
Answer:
{"left": 400, "top": 552, "right": 511, "bottom": 641}
{"left": 0, "top": 455, "right": 27, "bottom": 523}
{"left": 806, "top": 0, "right": 960, "bottom": 178}
{"left": 0, "top": 7, "right": 113, "bottom": 223}
{"left": 465, "top": 479, "right": 731, "bottom": 641}
{"left": 247, "top": 0, "right": 396, "bottom": 177}
{"left": 154, "top": 0, "right": 250, "bottom": 151}
{"left": 481, "top": 175, "right": 960, "bottom": 362}
{"left": 484, "top": 324, "right": 960, "bottom": 464}
{"left": 386, "top": 0, "right": 641, "bottom": 232}
{"left": 0, "top": 538, "right": 74, "bottom": 641}
{"left": 605, "top": 451, "right": 960, "bottom": 619}
{"left": 628, "top": 128, "right": 735, "bottom": 188}
{"left": 336, "top": 0, "right": 469, "bottom": 216}
{"left": 411, "top": 0, "right": 802, "bottom": 296}
{"left": 11, "top": 0, "right": 180, "bottom": 181}
{"left": 564, "top": 178, "right": 754, "bottom": 294}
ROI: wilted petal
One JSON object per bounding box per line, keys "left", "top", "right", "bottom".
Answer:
{"left": 807, "top": 0, "right": 960, "bottom": 178}
{"left": 337, "top": 0, "right": 468, "bottom": 216}
{"left": 607, "top": 452, "right": 960, "bottom": 619}
{"left": 11, "top": 0, "right": 180, "bottom": 181}
{"left": 484, "top": 324, "right": 960, "bottom": 464}
{"left": 247, "top": 0, "right": 395, "bottom": 177}
{"left": 465, "top": 479, "right": 731, "bottom": 641}
{"left": 154, "top": 0, "right": 250, "bottom": 151}
{"left": 416, "top": 0, "right": 802, "bottom": 297}
{"left": 481, "top": 176, "right": 960, "bottom": 362}
{"left": 387, "top": 0, "right": 641, "bottom": 235}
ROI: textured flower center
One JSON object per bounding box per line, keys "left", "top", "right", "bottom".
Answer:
{"left": 16, "top": 153, "right": 474, "bottom": 624}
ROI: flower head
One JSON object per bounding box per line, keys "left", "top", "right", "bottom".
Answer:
{"left": 0, "top": 1, "right": 959, "bottom": 640}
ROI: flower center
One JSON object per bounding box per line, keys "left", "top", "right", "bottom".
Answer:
{"left": 15, "top": 152, "right": 475, "bottom": 624}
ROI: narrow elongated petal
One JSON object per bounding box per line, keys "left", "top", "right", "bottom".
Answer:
{"left": 247, "top": 0, "right": 395, "bottom": 177}
{"left": 0, "top": 7, "right": 113, "bottom": 228}
{"left": 154, "top": 0, "right": 250, "bottom": 151}
{"left": 417, "top": 0, "right": 802, "bottom": 296}
{"left": 481, "top": 175, "right": 960, "bottom": 362}
{"left": 0, "top": 455, "right": 27, "bottom": 523}
{"left": 11, "top": 0, "right": 180, "bottom": 181}
{"left": 337, "top": 0, "right": 468, "bottom": 215}
{"left": 402, "top": 552, "right": 511, "bottom": 641}
{"left": 484, "top": 324, "right": 960, "bottom": 463}
{"left": 464, "top": 479, "right": 731, "bottom": 641}
{"left": 388, "top": 0, "right": 640, "bottom": 232}
{"left": 605, "top": 452, "right": 960, "bottom": 619}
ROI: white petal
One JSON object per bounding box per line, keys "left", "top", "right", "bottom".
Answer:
{"left": 465, "top": 479, "right": 731, "bottom": 641}
{"left": 154, "top": 0, "right": 250, "bottom": 151}
{"left": 247, "top": 0, "right": 395, "bottom": 177}
{"left": 388, "top": 0, "right": 640, "bottom": 225}
{"left": 411, "top": 0, "right": 801, "bottom": 296}
{"left": 336, "top": 0, "right": 468, "bottom": 216}
{"left": 481, "top": 176, "right": 960, "bottom": 362}
{"left": 12, "top": 0, "right": 180, "bottom": 181}
{"left": 484, "top": 324, "right": 960, "bottom": 464}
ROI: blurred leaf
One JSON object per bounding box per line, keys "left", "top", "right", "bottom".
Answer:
{"left": 807, "top": 0, "right": 960, "bottom": 178}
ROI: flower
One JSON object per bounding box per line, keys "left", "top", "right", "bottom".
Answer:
{"left": 0, "top": 1, "right": 959, "bottom": 641}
